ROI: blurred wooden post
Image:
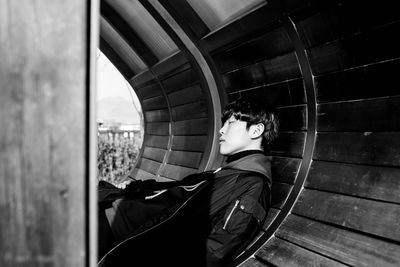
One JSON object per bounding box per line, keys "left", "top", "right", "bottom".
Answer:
{"left": 0, "top": 1, "right": 98, "bottom": 266}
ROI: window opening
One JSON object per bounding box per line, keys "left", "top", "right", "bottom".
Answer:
{"left": 96, "top": 50, "right": 144, "bottom": 185}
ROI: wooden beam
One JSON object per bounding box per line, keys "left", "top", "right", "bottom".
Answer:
{"left": 100, "top": 36, "right": 135, "bottom": 79}
{"left": 101, "top": 0, "right": 159, "bottom": 66}
{"left": 0, "top": 1, "right": 96, "bottom": 266}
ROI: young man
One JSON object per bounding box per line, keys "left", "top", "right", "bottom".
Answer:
{"left": 98, "top": 97, "right": 279, "bottom": 266}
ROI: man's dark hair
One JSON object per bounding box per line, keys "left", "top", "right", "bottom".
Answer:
{"left": 221, "top": 97, "right": 279, "bottom": 149}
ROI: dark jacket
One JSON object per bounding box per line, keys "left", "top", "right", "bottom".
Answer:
{"left": 98, "top": 152, "right": 271, "bottom": 267}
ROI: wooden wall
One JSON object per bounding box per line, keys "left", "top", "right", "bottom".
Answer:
{"left": 0, "top": 1, "right": 96, "bottom": 267}
{"left": 100, "top": 0, "right": 400, "bottom": 266}
{"left": 130, "top": 52, "right": 212, "bottom": 181}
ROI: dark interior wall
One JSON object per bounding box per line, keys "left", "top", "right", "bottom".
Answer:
{"left": 100, "top": 0, "right": 400, "bottom": 266}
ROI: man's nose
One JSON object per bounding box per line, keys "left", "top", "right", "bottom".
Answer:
{"left": 219, "top": 124, "right": 226, "bottom": 134}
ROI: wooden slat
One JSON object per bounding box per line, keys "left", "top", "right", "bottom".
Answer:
{"left": 171, "top": 136, "right": 208, "bottom": 152}
{"left": 277, "top": 214, "right": 400, "bottom": 267}
{"left": 144, "top": 109, "right": 170, "bottom": 122}
{"left": 314, "top": 132, "right": 400, "bottom": 167}
{"left": 276, "top": 105, "right": 307, "bottom": 131}
{"left": 256, "top": 236, "right": 346, "bottom": 267}
{"left": 136, "top": 82, "right": 163, "bottom": 100}
{"left": 239, "top": 78, "right": 306, "bottom": 107}
{"left": 168, "top": 84, "right": 204, "bottom": 107}
{"left": 130, "top": 168, "right": 156, "bottom": 181}
{"left": 171, "top": 101, "right": 208, "bottom": 121}
{"left": 101, "top": 0, "right": 159, "bottom": 66}
{"left": 292, "top": 189, "right": 400, "bottom": 242}
{"left": 130, "top": 69, "right": 155, "bottom": 88}
{"left": 315, "top": 59, "right": 400, "bottom": 103}
{"left": 167, "top": 150, "right": 203, "bottom": 169}
{"left": 203, "top": 4, "right": 282, "bottom": 53}
{"left": 151, "top": 52, "right": 189, "bottom": 78}
{"left": 159, "top": 164, "right": 198, "bottom": 181}
{"left": 317, "top": 97, "right": 400, "bottom": 131}
{"left": 172, "top": 118, "right": 209, "bottom": 135}
{"left": 308, "top": 21, "right": 400, "bottom": 75}
{"left": 136, "top": 158, "right": 162, "bottom": 175}
{"left": 239, "top": 257, "right": 268, "bottom": 267}
{"left": 214, "top": 27, "right": 293, "bottom": 74}
{"left": 143, "top": 134, "right": 169, "bottom": 149}
{"left": 145, "top": 122, "right": 170, "bottom": 135}
{"left": 272, "top": 157, "right": 301, "bottom": 184}
{"left": 141, "top": 95, "right": 167, "bottom": 111}
{"left": 296, "top": 1, "right": 400, "bottom": 49}
{"left": 306, "top": 160, "right": 400, "bottom": 204}
{"left": 223, "top": 52, "right": 301, "bottom": 93}
{"left": 271, "top": 182, "right": 292, "bottom": 209}
{"left": 142, "top": 146, "right": 167, "bottom": 163}
{"left": 271, "top": 132, "right": 305, "bottom": 158}
{"left": 161, "top": 68, "right": 198, "bottom": 93}
{"left": 161, "top": 0, "right": 210, "bottom": 38}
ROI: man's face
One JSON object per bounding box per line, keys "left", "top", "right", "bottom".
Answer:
{"left": 219, "top": 115, "right": 253, "bottom": 155}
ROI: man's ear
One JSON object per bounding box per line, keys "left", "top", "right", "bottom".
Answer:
{"left": 249, "top": 123, "right": 265, "bottom": 139}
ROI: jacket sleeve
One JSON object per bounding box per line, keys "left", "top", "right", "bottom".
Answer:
{"left": 206, "top": 176, "right": 269, "bottom": 266}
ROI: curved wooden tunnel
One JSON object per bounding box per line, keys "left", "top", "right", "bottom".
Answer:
{"left": 99, "top": 0, "right": 400, "bottom": 266}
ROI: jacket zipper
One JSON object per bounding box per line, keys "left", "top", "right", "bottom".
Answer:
{"left": 223, "top": 199, "right": 240, "bottom": 230}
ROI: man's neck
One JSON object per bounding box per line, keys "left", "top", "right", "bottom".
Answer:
{"left": 226, "top": 150, "right": 264, "bottom": 163}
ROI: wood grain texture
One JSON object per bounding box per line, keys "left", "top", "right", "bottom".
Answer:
{"left": 172, "top": 118, "right": 208, "bottom": 135}
{"left": 213, "top": 26, "right": 293, "bottom": 74}
{"left": 292, "top": 189, "right": 400, "bottom": 242}
{"left": 263, "top": 208, "right": 280, "bottom": 230}
{"left": 158, "top": 164, "right": 198, "bottom": 180}
{"left": 171, "top": 101, "right": 208, "bottom": 121}
{"left": 167, "top": 150, "right": 203, "bottom": 168}
{"left": 239, "top": 78, "right": 306, "bottom": 107}
{"left": 317, "top": 97, "right": 400, "bottom": 131}
{"left": 142, "top": 146, "right": 167, "bottom": 163}
{"left": 136, "top": 158, "right": 162, "bottom": 175}
{"left": 0, "top": 1, "right": 89, "bottom": 266}
{"left": 161, "top": 0, "right": 210, "bottom": 38}
{"left": 203, "top": 4, "right": 282, "bottom": 53}
{"left": 167, "top": 84, "right": 204, "bottom": 107}
{"left": 306, "top": 161, "right": 400, "bottom": 203}
{"left": 271, "top": 183, "right": 292, "bottom": 209}
{"left": 314, "top": 132, "right": 400, "bottom": 167}
{"left": 144, "top": 109, "right": 170, "bottom": 122}
{"left": 277, "top": 214, "right": 400, "bottom": 267}
{"left": 145, "top": 122, "right": 170, "bottom": 136}
{"left": 130, "top": 168, "right": 156, "bottom": 181}
{"left": 276, "top": 105, "right": 307, "bottom": 131}
{"left": 271, "top": 132, "right": 305, "bottom": 158}
{"left": 256, "top": 236, "right": 346, "bottom": 267}
{"left": 136, "top": 82, "right": 163, "bottom": 100}
{"left": 315, "top": 59, "right": 400, "bottom": 103}
{"left": 171, "top": 136, "right": 208, "bottom": 152}
{"left": 141, "top": 95, "right": 167, "bottom": 111}
{"left": 143, "top": 135, "right": 169, "bottom": 149}
{"left": 308, "top": 21, "right": 400, "bottom": 75}
{"left": 272, "top": 157, "right": 301, "bottom": 184}
{"left": 295, "top": 1, "right": 399, "bottom": 49}
{"left": 161, "top": 68, "right": 198, "bottom": 93}
{"left": 223, "top": 52, "right": 301, "bottom": 93}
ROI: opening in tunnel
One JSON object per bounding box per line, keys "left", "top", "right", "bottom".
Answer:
{"left": 96, "top": 50, "right": 144, "bottom": 186}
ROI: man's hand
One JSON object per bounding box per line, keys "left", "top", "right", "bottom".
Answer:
{"left": 115, "top": 180, "right": 133, "bottom": 189}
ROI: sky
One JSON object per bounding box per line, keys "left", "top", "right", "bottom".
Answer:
{"left": 96, "top": 50, "right": 142, "bottom": 124}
